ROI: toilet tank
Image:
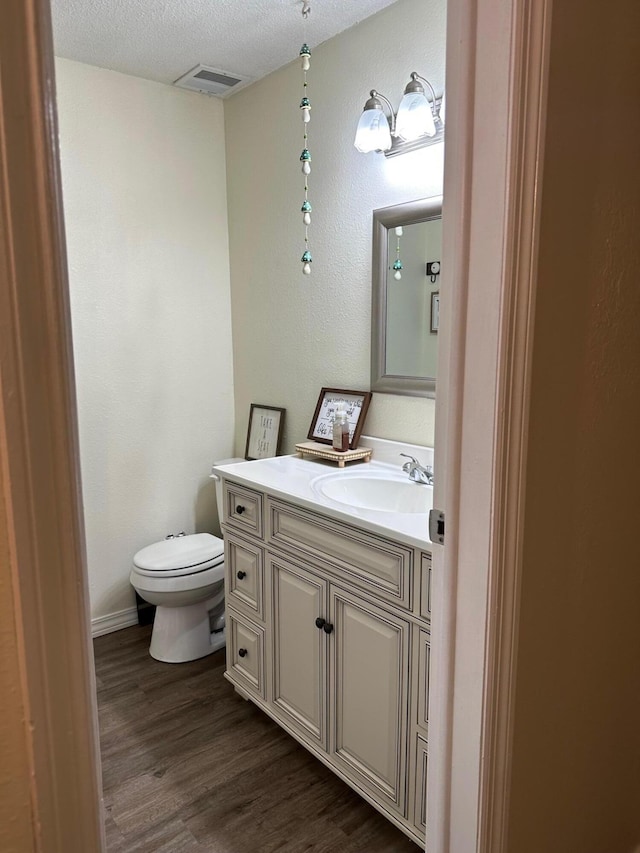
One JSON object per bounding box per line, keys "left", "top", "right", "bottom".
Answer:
{"left": 210, "top": 458, "right": 244, "bottom": 527}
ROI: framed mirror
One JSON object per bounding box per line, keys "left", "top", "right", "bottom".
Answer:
{"left": 371, "top": 196, "right": 442, "bottom": 397}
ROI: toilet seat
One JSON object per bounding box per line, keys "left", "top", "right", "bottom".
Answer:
{"left": 134, "top": 532, "right": 223, "bottom": 570}
{"left": 133, "top": 533, "right": 224, "bottom": 578}
{"left": 132, "top": 554, "right": 224, "bottom": 579}
{"left": 133, "top": 532, "right": 224, "bottom": 579}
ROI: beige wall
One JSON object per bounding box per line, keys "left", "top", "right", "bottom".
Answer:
{"left": 56, "top": 59, "right": 235, "bottom": 623}
{"left": 507, "top": 0, "right": 640, "bottom": 848}
{"left": 224, "top": 0, "right": 446, "bottom": 454}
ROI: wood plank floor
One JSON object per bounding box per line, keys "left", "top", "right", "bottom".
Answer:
{"left": 94, "top": 625, "right": 420, "bottom": 853}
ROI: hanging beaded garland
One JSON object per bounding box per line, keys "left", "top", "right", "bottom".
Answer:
{"left": 299, "top": 1, "right": 312, "bottom": 275}
{"left": 393, "top": 226, "right": 403, "bottom": 280}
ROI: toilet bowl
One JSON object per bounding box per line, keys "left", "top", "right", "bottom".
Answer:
{"left": 130, "top": 532, "right": 226, "bottom": 663}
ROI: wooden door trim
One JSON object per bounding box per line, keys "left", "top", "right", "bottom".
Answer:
{"left": 477, "top": 2, "right": 552, "bottom": 850}
{"left": 0, "top": 1, "right": 104, "bottom": 851}
{"left": 430, "top": 0, "right": 552, "bottom": 850}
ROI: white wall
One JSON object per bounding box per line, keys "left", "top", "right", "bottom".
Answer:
{"left": 56, "top": 59, "right": 235, "bottom": 624}
{"left": 224, "top": 0, "right": 445, "bottom": 454}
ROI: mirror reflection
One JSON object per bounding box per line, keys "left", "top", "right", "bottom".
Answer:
{"left": 371, "top": 197, "right": 442, "bottom": 397}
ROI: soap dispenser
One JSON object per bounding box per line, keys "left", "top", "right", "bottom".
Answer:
{"left": 332, "top": 405, "right": 349, "bottom": 452}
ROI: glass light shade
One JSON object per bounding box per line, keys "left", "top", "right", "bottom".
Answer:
{"left": 395, "top": 92, "right": 436, "bottom": 141}
{"left": 354, "top": 108, "right": 392, "bottom": 153}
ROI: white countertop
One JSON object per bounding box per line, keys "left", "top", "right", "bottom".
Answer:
{"left": 211, "top": 454, "right": 432, "bottom": 551}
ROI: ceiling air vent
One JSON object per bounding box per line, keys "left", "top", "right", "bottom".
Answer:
{"left": 173, "top": 65, "right": 247, "bottom": 97}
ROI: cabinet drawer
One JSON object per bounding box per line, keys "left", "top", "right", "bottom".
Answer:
{"left": 223, "top": 482, "right": 263, "bottom": 538}
{"left": 417, "top": 629, "right": 430, "bottom": 736}
{"left": 419, "top": 553, "right": 431, "bottom": 622}
{"left": 227, "top": 610, "right": 265, "bottom": 698}
{"left": 412, "top": 735, "right": 428, "bottom": 836}
{"left": 267, "top": 498, "right": 413, "bottom": 609}
{"left": 225, "top": 533, "right": 264, "bottom": 619}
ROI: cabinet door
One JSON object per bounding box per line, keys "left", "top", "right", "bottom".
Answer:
{"left": 329, "top": 585, "right": 410, "bottom": 816}
{"left": 412, "top": 735, "right": 429, "bottom": 836}
{"left": 270, "top": 555, "right": 328, "bottom": 749}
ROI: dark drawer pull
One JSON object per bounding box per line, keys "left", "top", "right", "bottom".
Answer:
{"left": 323, "top": 622, "right": 334, "bottom": 635}
{"left": 237, "top": 570, "right": 247, "bottom": 580}
{"left": 238, "top": 648, "right": 248, "bottom": 658}
{"left": 235, "top": 505, "right": 245, "bottom": 515}
{"left": 315, "top": 617, "right": 326, "bottom": 630}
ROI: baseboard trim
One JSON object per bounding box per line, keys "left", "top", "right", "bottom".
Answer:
{"left": 91, "top": 607, "right": 139, "bottom": 638}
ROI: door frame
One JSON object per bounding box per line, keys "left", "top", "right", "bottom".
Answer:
{"left": 428, "top": 0, "right": 551, "bottom": 850}
{"left": 0, "top": 0, "right": 553, "bottom": 851}
{"left": 0, "top": 1, "right": 104, "bottom": 850}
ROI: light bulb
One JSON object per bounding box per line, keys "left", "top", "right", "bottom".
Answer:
{"left": 354, "top": 108, "right": 392, "bottom": 153}
{"left": 303, "top": 263, "right": 311, "bottom": 275}
{"left": 396, "top": 91, "right": 436, "bottom": 141}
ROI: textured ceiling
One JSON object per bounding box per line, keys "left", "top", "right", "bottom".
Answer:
{"left": 51, "top": 0, "right": 401, "bottom": 94}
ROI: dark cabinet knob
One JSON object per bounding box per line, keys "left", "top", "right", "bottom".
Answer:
{"left": 238, "top": 648, "right": 248, "bottom": 658}
{"left": 235, "top": 505, "right": 245, "bottom": 515}
{"left": 237, "top": 570, "right": 247, "bottom": 580}
{"left": 315, "top": 617, "right": 326, "bottom": 630}
{"left": 323, "top": 622, "right": 334, "bottom": 635}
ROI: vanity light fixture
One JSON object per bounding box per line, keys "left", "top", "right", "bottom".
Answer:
{"left": 354, "top": 72, "right": 444, "bottom": 158}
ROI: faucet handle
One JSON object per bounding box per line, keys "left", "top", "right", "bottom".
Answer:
{"left": 400, "top": 453, "right": 419, "bottom": 472}
{"left": 400, "top": 453, "right": 419, "bottom": 464}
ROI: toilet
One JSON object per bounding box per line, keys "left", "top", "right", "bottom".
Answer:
{"left": 130, "top": 457, "right": 243, "bottom": 663}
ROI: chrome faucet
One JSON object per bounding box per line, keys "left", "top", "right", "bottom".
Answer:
{"left": 400, "top": 454, "right": 434, "bottom": 485}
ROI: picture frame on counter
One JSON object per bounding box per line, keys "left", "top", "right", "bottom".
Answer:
{"left": 245, "top": 404, "right": 286, "bottom": 460}
{"left": 307, "top": 388, "right": 372, "bottom": 449}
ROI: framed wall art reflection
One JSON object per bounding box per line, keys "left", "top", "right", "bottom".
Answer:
{"left": 430, "top": 291, "right": 440, "bottom": 333}
{"left": 245, "top": 404, "right": 285, "bottom": 460}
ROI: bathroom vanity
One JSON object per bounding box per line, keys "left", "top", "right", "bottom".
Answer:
{"left": 213, "top": 444, "right": 432, "bottom": 847}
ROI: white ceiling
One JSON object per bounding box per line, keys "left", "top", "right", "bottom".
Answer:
{"left": 51, "top": 0, "right": 401, "bottom": 95}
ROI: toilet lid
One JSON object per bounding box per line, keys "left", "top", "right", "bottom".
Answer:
{"left": 133, "top": 532, "right": 224, "bottom": 572}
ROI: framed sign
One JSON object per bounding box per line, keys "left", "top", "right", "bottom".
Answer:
{"left": 430, "top": 291, "right": 440, "bottom": 333}
{"left": 307, "top": 388, "right": 372, "bottom": 449}
{"left": 245, "top": 404, "right": 285, "bottom": 460}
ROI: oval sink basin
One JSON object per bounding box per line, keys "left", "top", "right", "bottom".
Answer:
{"left": 311, "top": 470, "right": 431, "bottom": 514}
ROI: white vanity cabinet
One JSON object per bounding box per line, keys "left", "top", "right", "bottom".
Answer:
{"left": 221, "top": 478, "right": 431, "bottom": 847}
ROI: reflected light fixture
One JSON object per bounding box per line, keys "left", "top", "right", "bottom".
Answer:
{"left": 354, "top": 71, "right": 444, "bottom": 157}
